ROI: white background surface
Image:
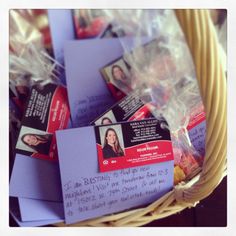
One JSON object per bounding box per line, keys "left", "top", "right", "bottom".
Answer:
{"left": 1, "top": 0, "right": 235, "bottom": 235}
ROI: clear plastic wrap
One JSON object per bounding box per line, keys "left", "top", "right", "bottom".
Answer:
{"left": 98, "top": 9, "right": 206, "bottom": 183}
{"left": 9, "top": 10, "right": 62, "bottom": 87}
{"left": 9, "top": 9, "right": 206, "bottom": 185}
{"left": 10, "top": 44, "right": 62, "bottom": 86}
{"left": 73, "top": 9, "right": 164, "bottom": 39}
{"left": 101, "top": 12, "right": 202, "bottom": 114}
{"left": 9, "top": 10, "right": 63, "bottom": 136}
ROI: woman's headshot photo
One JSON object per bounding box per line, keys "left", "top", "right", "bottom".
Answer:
{"left": 111, "top": 64, "right": 127, "bottom": 81}
{"left": 94, "top": 110, "right": 117, "bottom": 126}
{"left": 105, "top": 58, "right": 132, "bottom": 95}
{"left": 101, "top": 117, "right": 113, "bottom": 125}
{"left": 111, "top": 64, "right": 131, "bottom": 93}
{"left": 16, "top": 126, "right": 53, "bottom": 155}
{"left": 100, "top": 126, "right": 125, "bottom": 159}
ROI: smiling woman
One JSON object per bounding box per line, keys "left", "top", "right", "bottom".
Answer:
{"left": 102, "top": 128, "right": 124, "bottom": 159}
{"left": 111, "top": 64, "right": 132, "bottom": 93}
{"left": 21, "top": 133, "right": 52, "bottom": 155}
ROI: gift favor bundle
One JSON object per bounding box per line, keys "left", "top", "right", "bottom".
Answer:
{"left": 9, "top": 9, "right": 211, "bottom": 227}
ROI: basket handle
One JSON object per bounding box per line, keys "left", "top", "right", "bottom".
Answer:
{"left": 174, "top": 9, "right": 227, "bottom": 203}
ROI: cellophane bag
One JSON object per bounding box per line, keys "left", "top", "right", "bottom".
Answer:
{"left": 98, "top": 9, "right": 206, "bottom": 184}
{"left": 9, "top": 9, "right": 62, "bottom": 149}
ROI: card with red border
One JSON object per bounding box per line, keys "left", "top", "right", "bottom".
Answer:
{"left": 15, "top": 83, "right": 70, "bottom": 161}
{"left": 95, "top": 118, "right": 174, "bottom": 172}
{"left": 91, "top": 89, "right": 155, "bottom": 125}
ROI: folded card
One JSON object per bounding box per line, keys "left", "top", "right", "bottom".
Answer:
{"left": 10, "top": 154, "right": 62, "bottom": 202}
{"left": 18, "top": 198, "right": 64, "bottom": 221}
{"left": 64, "top": 37, "right": 153, "bottom": 128}
{"left": 10, "top": 197, "right": 63, "bottom": 227}
{"left": 56, "top": 123, "right": 174, "bottom": 224}
{"left": 10, "top": 210, "right": 63, "bottom": 227}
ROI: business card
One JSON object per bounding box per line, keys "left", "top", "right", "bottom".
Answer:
{"left": 15, "top": 83, "right": 70, "bottom": 161}
{"left": 91, "top": 89, "right": 155, "bottom": 125}
{"left": 100, "top": 57, "right": 133, "bottom": 100}
{"left": 95, "top": 118, "right": 174, "bottom": 172}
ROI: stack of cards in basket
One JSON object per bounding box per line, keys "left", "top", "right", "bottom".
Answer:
{"left": 9, "top": 22, "right": 175, "bottom": 226}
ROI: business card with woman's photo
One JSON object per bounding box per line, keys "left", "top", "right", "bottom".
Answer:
{"left": 100, "top": 57, "right": 133, "bottom": 101}
{"left": 15, "top": 83, "right": 70, "bottom": 161}
{"left": 91, "top": 89, "right": 155, "bottom": 126}
{"left": 94, "top": 118, "right": 174, "bottom": 172}
{"left": 100, "top": 37, "right": 174, "bottom": 103}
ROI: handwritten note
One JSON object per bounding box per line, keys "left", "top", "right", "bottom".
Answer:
{"left": 188, "top": 121, "right": 206, "bottom": 157}
{"left": 63, "top": 164, "right": 172, "bottom": 223}
{"left": 73, "top": 94, "right": 113, "bottom": 127}
{"left": 56, "top": 126, "right": 174, "bottom": 224}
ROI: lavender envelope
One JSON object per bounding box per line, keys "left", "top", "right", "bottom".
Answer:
{"left": 10, "top": 197, "right": 63, "bottom": 227}
{"left": 56, "top": 126, "right": 174, "bottom": 224}
{"left": 18, "top": 198, "right": 64, "bottom": 221}
{"left": 10, "top": 211, "right": 63, "bottom": 227}
{"left": 9, "top": 154, "right": 62, "bottom": 202}
{"left": 64, "top": 37, "right": 153, "bottom": 128}
{"left": 47, "top": 9, "right": 76, "bottom": 85}
{"left": 48, "top": 9, "right": 75, "bottom": 65}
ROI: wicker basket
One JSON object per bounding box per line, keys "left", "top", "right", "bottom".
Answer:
{"left": 55, "top": 9, "right": 227, "bottom": 227}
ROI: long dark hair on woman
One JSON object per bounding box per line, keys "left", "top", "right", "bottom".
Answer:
{"left": 21, "top": 133, "right": 51, "bottom": 152}
{"left": 101, "top": 117, "right": 112, "bottom": 125}
{"left": 111, "top": 64, "right": 125, "bottom": 80}
{"left": 103, "top": 128, "right": 124, "bottom": 156}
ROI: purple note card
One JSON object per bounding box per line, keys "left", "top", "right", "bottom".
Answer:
{"left": 56, "top": 126, "right": 174, "bottom": 224}
{"left": 48, "top": 9, "right": 76, "bottom": 85}
{"left": 10, "top": 211, "right": 63, "bottom": 227}
{"left": 64, "top": 37, "right": 153, "bottom": 128}
{"left": 48, "top": 9, "right": 76, "bottom": 65}
{"left": 9, "top": 154, "right": 62, "bottom": 202}
{"left": 10, "top": 197, "right": 64, "bottom": 227}
{"left": 188, "top": 120, "right": 206, "bottom": 157}
{"left": 18, "top": 198, "right": 64, "bottom": 221}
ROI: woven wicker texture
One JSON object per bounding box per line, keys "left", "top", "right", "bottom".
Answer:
{"left": 55, "top": 9, "right": 227, "bottom": 227}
